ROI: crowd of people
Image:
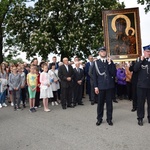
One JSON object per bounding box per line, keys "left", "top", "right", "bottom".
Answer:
{"left": 0, "top": 44, "right": 150, "bottom": 126}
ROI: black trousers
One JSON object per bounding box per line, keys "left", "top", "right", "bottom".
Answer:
{"left": 61, "top": 86, "right": 72, "bottom": 107}
{"left": 82, "top": 80, "right": 85, "bottom": 97}
{"left": 97, "top": 88, "right": 113, "bottom": 121}
{"left": 137, "top": 87, "right": 150, "bottom": 120}
{"left": 51, "top": 91, "right": 57, "bottom": 102}
{"left": 35, "top": 91, "right": 40, "bottom": 107}
{"left": 57, "top": 81, "right": 61, "bottom": 100}
{"left": 112, "top": 87, "right": 116, "bottom": 100}
{"left": 132, "top": 83, "right": 137, "bottom": 109}
{"left": 126, "top": 82, "right": 132, "bottom": 100}
{"left": 86, "top": 80, "right": 91, "bottom": 101}
{"left": 21, "top": 88, "right": 26, "bottom": 105}
{"left": 12, "top": 89, "right": 20, "bottom": 108}
{"left": 73, "top": 83, "right": 83, "bottom": 104}
{"left": 90, "top": 80, "right": 98, "bottom": 103}
{"left": 117, "top": 84, "right": 126, "bottom": 97}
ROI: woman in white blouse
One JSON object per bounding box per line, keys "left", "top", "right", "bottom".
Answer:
{"left": 48, "top": 63, "right": 60, "bottom": 106}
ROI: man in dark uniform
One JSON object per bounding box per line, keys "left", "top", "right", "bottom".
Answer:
{"left": 93, "top": 47, "right": 116, "bottom": 126}
{"left": 129, "top": 61, "right": 138, "bottom": 112}
{"left": 134, "top": 44, "right": 150, "bottom": 126}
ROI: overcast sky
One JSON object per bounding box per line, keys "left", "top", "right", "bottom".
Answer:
{"left": 120, "top": 0, "right": 150, "bottom": 46}
{"left": 19, "top": 0, "right": 150, "bottom": 62}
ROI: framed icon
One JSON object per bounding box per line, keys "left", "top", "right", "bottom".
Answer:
{"left": 102, "top": 7, "right": 142, "bottom": 61}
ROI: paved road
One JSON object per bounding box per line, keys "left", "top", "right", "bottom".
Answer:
{"left": 0, "top": 97, "right": 150, "bottom": 150}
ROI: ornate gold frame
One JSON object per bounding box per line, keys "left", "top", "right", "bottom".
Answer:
{"left": 102, "top": 8, "right": 141, "bottom": 61}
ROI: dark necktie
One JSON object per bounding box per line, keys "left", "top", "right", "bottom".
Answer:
{"left": 66, "top": 65, "right": 68, "bottom": 72}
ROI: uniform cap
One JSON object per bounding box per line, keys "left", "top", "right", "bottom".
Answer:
{"left": 98, "top": 46, "right": 106, "bottom": 52}
{"left": 143, "top": 45, "right": 150, "bottom": 51}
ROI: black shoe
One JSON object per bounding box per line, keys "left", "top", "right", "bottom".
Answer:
{"left": 14, "top": 107, "right": 17, "bottom": 111}
{"left": 23, "top": 104, "right": 26, "bottom": 108}
{"left": 32, "top": 107, "right": 36, "bottom": 112}
{"left": 91, "top": 101, "right": 95, "bottom": 105}
{"left": 73, "top": 104, "right": 76, "bottom": 107}
{"left": 78, "top": 103, "right": 84, "bottom": 105}
{"left": 17, "top": 107, "right": 21, "bottom": 110}
{"left": 96, "top": 120, "right": 102, "bottom": 126}
{"left": 107, "top": 120, "right": 113, "bottom": 126}
{"left": 67, "top": 105, "right": 74, "bottom": 108}
{"left": 29, "top": 108, "right": 34, "bottom": 112}
{"left": 148, "top": 119, "right": 150, "bottom": 123}
{"left": 138, "top": 119, "right": 143, "bottom": 126}
{"left": 62, "top": 106, "right": 66, "bottom": 109}
{"left": 113, "top": 100, "right": 118, "bottom": 103}
{"left": 131, "top": 108, "right": 137, "bottom": 112}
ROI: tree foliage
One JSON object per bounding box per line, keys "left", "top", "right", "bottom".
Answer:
{"left": 4, "top": 0, "right": 125, "bottom": 61}
{"left": 137, "top": 0, "right": 150, "bottom": 13}
{"left": 0, "top": 0, "right": 35, "bottom": 63}
{"left": 4, "top": 56, "right": 24, "bottom": 64}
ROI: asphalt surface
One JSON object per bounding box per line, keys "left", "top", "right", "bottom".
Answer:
{"left": 0, "top": 97, "right": 150, "bottom": 150}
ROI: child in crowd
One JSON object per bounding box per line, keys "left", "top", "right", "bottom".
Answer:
{"left": 9, "top": 65, "right": 21, "bottom": 110}
{"left": 40, "top": 63, "right": 53, "bottom": 112}
{"left": 35, "top": 67, "right": 41, "bottom": 108}
{"left": 27, "top": 65, "right": 37, "bottom": 112}
{"left": 0, "top": 63, "right": 8, "bottom": 108}
{"left": 8, "top": 64, "right": 14, "bottom": 106}
{"left": 18, "top": 66, "right": 26, "bottom": 108}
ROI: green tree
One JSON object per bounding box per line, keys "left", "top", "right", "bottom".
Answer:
{"left": 4, "top": 0, "right": 125, "bottom": 61}
{"left": 0, "top": 0, "right": 12, "bottom": 63}
{"left": 0, "top": 0, "right": 35, "bottom": 64}
{"left": 137, "top": 0, "right": 150, "bottom": 13}
{"left": 4, "top": 56, "right": 24, "bottom": 64}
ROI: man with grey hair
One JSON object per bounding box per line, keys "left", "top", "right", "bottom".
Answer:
{"left": 58, "top": 57, "right": 74, "bottom": 109}
{"left": 73, "top": 61, "right": 84, "bottom": 106}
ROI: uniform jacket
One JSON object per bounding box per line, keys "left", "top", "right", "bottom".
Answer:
{"left": 58, "top": 64, "right": 74, "bottom": 88}
{"left": 129, "top": 61, "right": 138, "bottom": 85}
{"left": 134, "top": 58, "right": 150, "bottom": 88}
{"left": 93, "top": 59, "right": 116, "bottom": 90}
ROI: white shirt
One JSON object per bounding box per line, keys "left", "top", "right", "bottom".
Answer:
{"left": 64, "top": 64, "right": 69, "bottom": 71}
{"left": 100, "top": 58, "right": 106, "bottom": 63}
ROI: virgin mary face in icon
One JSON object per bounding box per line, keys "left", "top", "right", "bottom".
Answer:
{"left": 111, "top": 15, "right": 132, "bottom": 39}
{"left": 115, "top": 18, "right": 127, "bottom": 41}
